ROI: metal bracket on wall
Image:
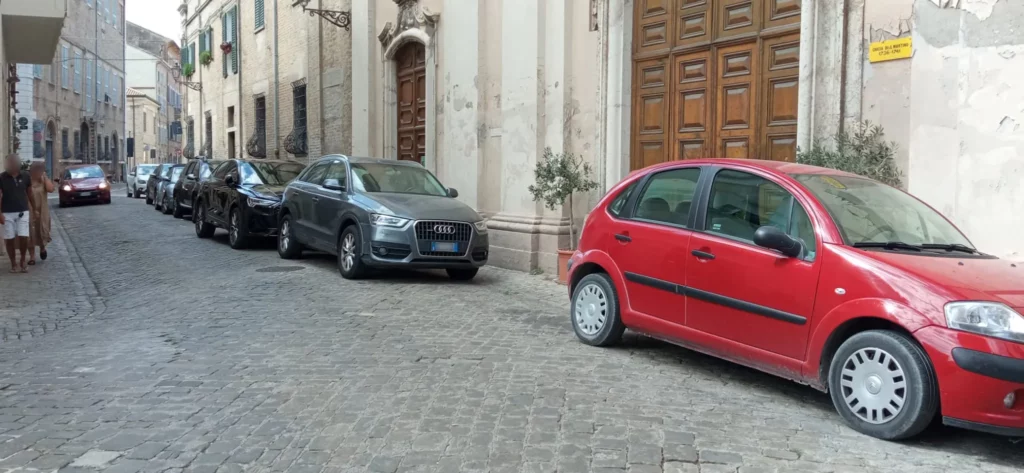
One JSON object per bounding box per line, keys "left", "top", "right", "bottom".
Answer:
{"left": 298, "top": 0, "right": 351, "bottom": 31}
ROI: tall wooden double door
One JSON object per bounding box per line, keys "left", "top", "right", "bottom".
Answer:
{"left": 630, "top": 0, "right": 801, "bottom": 170}
{"left": 396, "top": 43, "right": 427, "bottom": 164}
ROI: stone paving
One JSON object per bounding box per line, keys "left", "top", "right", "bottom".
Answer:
{"left": 0, "top": 196, "right": 1020, "bottom": 473}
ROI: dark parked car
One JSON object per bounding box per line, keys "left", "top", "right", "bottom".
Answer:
{"left": 155, "top": 165, "right": 186, "bottom": 214}
{"left": 277, "top": 155, "right": 489, "bottom": 281}
{"left": 145, "top": 164, "right": 171, "bottom": 205}
{"left": 193, "top": 159, "right": 307, "bottom": 249}
{"left": 58, "top": 164, "right": 111, "bottom": 207}
{"left": 171, "top": 157, "right": 224, "bottom": 218}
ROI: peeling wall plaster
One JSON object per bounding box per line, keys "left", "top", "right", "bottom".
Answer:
{"left": 863, "top": 0, "right": 1024, "bottom": 260}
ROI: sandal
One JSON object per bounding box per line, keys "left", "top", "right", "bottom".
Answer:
{"left": 27, "top": 260, "right": 35, "bottom": 266}
{"left": 19, "top": 265, "right": 27, "bottom": 273}
{"left": 40, "top": 249, "right": 47, "bottom": 261}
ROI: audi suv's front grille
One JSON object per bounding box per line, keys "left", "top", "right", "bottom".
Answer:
{"left": 414, "top": 220, "right": 472, "bottom": 257}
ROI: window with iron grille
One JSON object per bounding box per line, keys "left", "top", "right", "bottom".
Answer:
{"left": 255, "top": 0, "right": 265, "bottom": 30}
{"left": 205, "top": 113, "right": 213, "bottom": 153}
{"left": 255, "top": 95, "right": 266, "bottom": 145}
{"left": 62, "top": 129, "right": 69, "bottom": 157}
{"left": 187, "top": 118, "right": 195, "bottom": 148}
{"left": 293, "top": 85, "right": 307, "bottom": 131}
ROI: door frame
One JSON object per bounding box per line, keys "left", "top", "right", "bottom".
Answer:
{"left": 381, "top": 33, "right": 437, "bottom": 174}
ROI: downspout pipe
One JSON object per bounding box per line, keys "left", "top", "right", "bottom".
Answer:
{"left": 796, "top": 0, "right": 817, "bottom": 153}
{"left": 273, "top": 0, "right": 280, "bottom": 156}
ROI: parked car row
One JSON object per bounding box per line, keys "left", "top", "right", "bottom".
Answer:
{"left": 136, "top": 155, "right": 490, "bottom": 281}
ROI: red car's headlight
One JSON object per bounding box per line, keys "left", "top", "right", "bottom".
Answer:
{"left": 61, "top": 184, "right": 72, "bottom": 192}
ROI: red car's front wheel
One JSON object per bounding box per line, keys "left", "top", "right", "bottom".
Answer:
{"left": 570, "top": 273, "right": 626, "bottom": 347}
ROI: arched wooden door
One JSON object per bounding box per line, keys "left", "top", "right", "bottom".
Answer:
{"left": 395, "top": 42, "right": 426, "bottom": 164}
{"left": 630, "top": 0, "right": 801, "bottom": 170}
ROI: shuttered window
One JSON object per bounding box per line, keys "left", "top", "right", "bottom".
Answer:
{"left": 255, "top": 0, "right": 265, "bottom": 30}
{"left": 199, "top": 29, "right": 207, "bottom": 54}
{"left": 230, "top": 7, "right": 239, "bottom": 74}
{"left": 222, "top": 13, "right": 228, "bottom": 77}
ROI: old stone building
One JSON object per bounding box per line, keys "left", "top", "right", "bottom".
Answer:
{"left": 125, "top": 88, "right": 161, "bottom": 166}
{"left": 175, "top": 0, "right": 1024, "bottom": 268}
{"left": 125, "top": 22, "right": 184, "bottom": 169}
{"left": 178, "top": 0, "right": 351, "bottom": 163}
{"left": 2, "top": 0, "right": 66, "bottom": 161}
{"left": 14, "top": 0, "right": 126, "bottom": 180}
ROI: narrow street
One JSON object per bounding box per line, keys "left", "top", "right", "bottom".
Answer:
{"left": 0, "top": 197, "right": 1020, "bottom": 473}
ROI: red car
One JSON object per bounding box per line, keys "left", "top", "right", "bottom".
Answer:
{"left": 568, "top": 159, "right": 1023, "bottom": 440}
{"left": 58, "top": 164, "right": 112, "bottom": 207}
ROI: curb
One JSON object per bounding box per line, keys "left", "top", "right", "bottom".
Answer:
{"left": 49, "top": 208, "right": 106, "bottom": 318}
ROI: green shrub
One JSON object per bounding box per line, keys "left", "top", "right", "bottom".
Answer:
{"left": 797, "top": 122, "right": 902, "bottom": 187}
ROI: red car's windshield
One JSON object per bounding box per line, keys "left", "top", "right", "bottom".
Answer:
{"left": 69, "top": 167, "right": 104, "bottom": 179}
{"left": 794, "top": 174, "right": 973, "bottom": 248}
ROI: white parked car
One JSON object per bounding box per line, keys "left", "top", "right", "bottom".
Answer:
{"left": 127, "top": 164, "right": 157, "bottom": 198}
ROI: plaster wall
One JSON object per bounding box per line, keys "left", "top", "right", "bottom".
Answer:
{"left": 862, "top": 0, "right": 1024, "bottom": 260}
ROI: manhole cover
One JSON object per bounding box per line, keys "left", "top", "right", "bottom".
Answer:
{"left": 255, "top": 266, "right": 305, "bottom": 273}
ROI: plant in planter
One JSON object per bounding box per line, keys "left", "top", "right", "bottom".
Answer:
{"left": 199, "top": 51, "right": 213, "bottom": 67}
{"left": 797, "top": 121, "right": 902, "bottom": 187}
{"left": 182, "top": 63, "right": 195, "bottom": 80}
{"left": 528, "top": 147, "right": 599, "bottom": 283}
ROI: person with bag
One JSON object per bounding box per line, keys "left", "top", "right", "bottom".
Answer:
{"left": 0, "top": 154, "right": 33, "bottom": 273}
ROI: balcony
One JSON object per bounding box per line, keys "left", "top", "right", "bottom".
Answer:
{"left": 1, "top": 0, "right": 66, "bottom": 64}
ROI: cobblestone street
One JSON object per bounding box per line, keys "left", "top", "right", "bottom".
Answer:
{"left": 0, "top": 196, "right": 1020, "bottom": 473}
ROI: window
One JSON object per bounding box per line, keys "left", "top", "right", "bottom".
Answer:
{"left": 300, "top": 162, "right": 330, "bottom": 184}
{"left": 240, "top": 161, "right": 305, "bottom": 186}
{"left": 255, "top": 0, "right": 265, "bottom": 30}
{"left": 61, "top": 46, "right": 69, "bottom": 89}
{"left": 50, "top": 57, "right": 57, "bottom": 83}
{"left": 254, "top": 95, "right": 266, "bottom": 149}
{"left": 323, "top": 162, "right": 348, "bottom": 188}
{"left": 96, "top": 64, "right": 103, "bottom": 103}
{"left": 707, "top": 170, "right": 816, "bottom": 259}
{"left": 33, "top": 65, "right": 42, "bottom": 79}
{"left": 608, "top": 181, "right": 638, "bottom": 217}
{"left": 73, "top": 131, "right": 80, "bottom": 158}
{"left": 293, "top": 85, "right": 307, "bottom": 131}
{"left": 199, "top": 28, "right": 208, "bottom": 55}
{"left": 85, "top": 58, "right": 92, "bottom": 109}
{"left": 112, "top": 73, "right": 119, "bottom": 107}
{"left": 74, "top": 51, "right": 82, "bottom": 93}
{"left": 61, "top": 129, "right": 69, "bottom": 156}
{"left": 227, "top": 106, "right": 235, "bottom": 128}
{"left": 213, "top": 161, "right": 236, "bottom": 179}
{"left": 114, "top": 3, "right": 119, "bottom": 29}
{"left": 186, "top": 118, "right": 195, "bottom": 150}
{"left": 230, "top": 7, "right": 238, "bottom": 73}
{"left": 205, "top": 113, "right": 213, "bottom": 151}
{"left": 633, "top": 168, "right": 701, "bottom": 226}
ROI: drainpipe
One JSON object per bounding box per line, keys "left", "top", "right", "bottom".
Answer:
{"left": 272, "top": 0, "right": 280, "bottom": 156}
{"left": 796, "top": 0, "right": 817, "bottom": 152}
{"left": 237, "top": 5, "right": 243, "bottom": 161}
{"left": 318, "top": 0, "right": 325, "bottom": 160}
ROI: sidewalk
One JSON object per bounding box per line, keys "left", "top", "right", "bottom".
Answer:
{"left": 0, "top": 207, "right": 100, "bottom": 342}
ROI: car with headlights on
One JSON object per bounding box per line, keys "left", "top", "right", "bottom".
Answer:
{"left": 127, "top": 163, "right": 157, "bottom": 198}
{"left": 193, "top": 159, "right": 306, "bottom": 249}
{"left": 171, "top": 157, "right": 224, "bottom": 218}
{"left": 58, "top": 164, "right": 111, "bottom": 207}
{"left": 155, "top": 164, "right": 185, "bottom": 215}
{"left": 145, "top": 164, "right": 171, "bottom": 205}
{"left": 567, "top": 159, "right": 1024, "bottom": 440}
{"left": 277, "top": 155, "right": 489, "bottom": 281}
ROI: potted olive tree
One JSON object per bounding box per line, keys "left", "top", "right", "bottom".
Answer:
{"left": 529, "top": 147, "right": 599, "bottom": 284}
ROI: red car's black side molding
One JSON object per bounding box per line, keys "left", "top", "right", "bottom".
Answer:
{"left": 624, "top": 272, "right": 807, "bottom": 326}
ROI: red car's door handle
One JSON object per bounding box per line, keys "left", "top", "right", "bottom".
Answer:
{"left": 614, "top": 233, "right": 632, "bottom": 243}
{"left": 691, "top": 249, "right": 715, "bottom": 260}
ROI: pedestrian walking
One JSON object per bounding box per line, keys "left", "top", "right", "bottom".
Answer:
{"left": 0, "top": 154, "right": 33, "bottom": 273}
{"left": 27, "top": 162, "right": 54, "bottom": 265}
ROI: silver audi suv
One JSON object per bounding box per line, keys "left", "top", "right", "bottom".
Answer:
{"left": 277, "top": 155, "right": 489, "bottom": 281}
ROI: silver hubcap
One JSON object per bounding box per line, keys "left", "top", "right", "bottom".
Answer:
{"left": 840, "top": 347, "right": 907, "bottom": 425}
{"left": 341, "top": 233, "right": 356, "bottom": 272}
{"left": 280, "top": 221, "right": 290, "bottom": 251}
{"left": 574, "top": 283, "right": 608, "bottom": 336}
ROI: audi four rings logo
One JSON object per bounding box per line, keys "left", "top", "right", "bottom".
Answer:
{"left": 433, "top": 224, "right": 456, "bottom": 234}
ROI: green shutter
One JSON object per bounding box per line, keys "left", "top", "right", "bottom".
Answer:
{"left": 222, "top": 13, "right": 228, "bottom": 77}
{"left": 255, "top": 0, "right": 265, "bottom": 29}
{"left": 231, "top": 7, "right": 238, "bottom": 74}
{"left": 199, "top": 30, "right": 206, "bottom": 54}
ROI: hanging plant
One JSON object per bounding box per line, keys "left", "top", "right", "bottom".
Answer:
{"left": 220, "top": 42, "right": 232, "bottom": 54}
{"left": 199, "top": 51, "right": 213, "bottom": 66}
{"left": 182, "top": 63, "right": 195, "bottom": 79}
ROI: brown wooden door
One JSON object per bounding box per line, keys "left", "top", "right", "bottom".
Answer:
{"left": 396, "top": 43, "right": 426, "bottom": 164}
{"left": 630, "top": 0, "right": 801, "bottom": 171}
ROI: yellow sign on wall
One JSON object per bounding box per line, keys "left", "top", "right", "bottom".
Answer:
{"left": 869, "top": 37, "right": 913, "bottom": 63}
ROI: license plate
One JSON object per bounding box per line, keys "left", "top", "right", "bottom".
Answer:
{"left": 80, "top": 192, "right": 93, "bottom": 197}
{"left": 431, "top": 242, "right": 458, "bottom": 252}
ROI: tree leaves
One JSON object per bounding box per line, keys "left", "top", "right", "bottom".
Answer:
{"left": 797, "top": 121, "right": 903, "bottom": 187}
{"left": 528, "top": 148, "right": 599, "bottom": 211}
